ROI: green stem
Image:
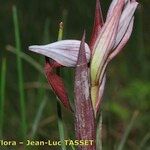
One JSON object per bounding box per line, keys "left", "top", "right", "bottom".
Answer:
{"left": 6, "top": 45, "right": 43, "bottom": 74}
{"left": 117, "top": 111, "right": 139, "bottom": 150}
{"left": 30, "top": 98, "right": 47, "bottom": 138}
{"left": 12, "top": 6, "right": 27, "bottom": 139}
{"left": 56, "top": 22, "right": 67, "bottom": 150}
{"left": 37, "top": 19, "right": 50, "bottom": 103}
{"left": 57, "top": 102, "right": 66, "bottom": 150}
{"left": 0, "top": 57, "right": 7, "bottom": 138}
{"left": 96, "top": 112, "right": 103, "bottom": 150}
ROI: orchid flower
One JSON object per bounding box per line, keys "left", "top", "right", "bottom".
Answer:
{"left": 90, "top": 0, "right": 138, "bottom": 114}
{"left": 28, "top": 0, "right": 138, "bottom": 116}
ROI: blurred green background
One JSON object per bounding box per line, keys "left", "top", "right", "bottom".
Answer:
{"left": 0, "top": 0, "right": 150, "bottom": 150}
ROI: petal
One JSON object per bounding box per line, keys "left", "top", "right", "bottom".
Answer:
{"left": 106, "top": 0, "right": 128, "bottom": 19}
{"left": 97, "top": 2, "right": 137, "bottom": 86}
{"left": 90, "top": 0, "right": 104, "bottom": 52}
{"left": 114, "top": 1, "right": 138, "bottom": 48}
{"left": 97, "top": 18, "right": 134, "bottom": 90}
{"left": 95, "top": 18, "right": 134, "bottom": 110}
{"left": 74, "top": 32, "right": 96, "bottom": 147}
{"left": 91, "top": 0, "right": 125, "bottom": 86}
{"left": 109, "top": 17, "right": 134, "bottom": 60}
{"left": 44, "top": 58, "right": 72, "bottom": 111}
{"left": 29, "top": 40, "right": 91, "bottom": 67}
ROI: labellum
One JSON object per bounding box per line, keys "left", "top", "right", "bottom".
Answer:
{"left": 29, "top": 40, "right": 91, "bottom": 67}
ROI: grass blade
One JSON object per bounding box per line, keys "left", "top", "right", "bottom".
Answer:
{"left": 30, "top": 19, "right": 50, "bottom": 138}
{"left": 30, "top": 98, "right": 47, "bottom": 138}
{"left": 57, "top": 102, "right": 66, "bottom": 150}
{"left": 37, "top": 19, "right": 50, "bottom": 102}
{"left": 139, "top": 132, "right": 150, "bottom": 149}
{"left": 56, "top": 22, "right": 67, "bottom": 150}
{"left": 117, "top": 111, "right": 139, "bottom": 150}
{"left": 70, "top": 145, "right": 76, "bottom": 150}
{"left": 12, "top": 6, "right": 27, "bottom": 139}
{"left": 43, "top": 19, "right": 50, "bottom": 44}
{"left": 96, "top": 112, "right": 103, "bottom": 150}
{"left": 0, "top": 57, "right": 7, "bottom": 138}
{"left": 6, "top": 45, "right": 43, "bottom": 74}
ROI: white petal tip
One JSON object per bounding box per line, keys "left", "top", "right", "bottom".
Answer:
{"left": 28, "top": 45, "right": 40, "bottom": 52}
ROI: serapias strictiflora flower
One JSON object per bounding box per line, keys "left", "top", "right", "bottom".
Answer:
{"left": 90, "top": 0, "right": 138, "bottom": 114}
{"left": 28, "top": 0, "right": 138, "bottom": 115}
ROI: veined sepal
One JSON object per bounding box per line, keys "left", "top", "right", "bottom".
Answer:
{"left": 29, "top": 40, "right": 91, "bottom": 67}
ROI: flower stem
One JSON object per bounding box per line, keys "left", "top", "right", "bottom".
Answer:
{"left": 56, "top": 22, "right": 67, "bottom": 150}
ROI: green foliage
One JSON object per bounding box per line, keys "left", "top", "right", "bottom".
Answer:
{"left": 12, "top": 6, "right": 27, "bottom": 139}
{"left": 0, "top": 57, "right": 7, "bottom": 138}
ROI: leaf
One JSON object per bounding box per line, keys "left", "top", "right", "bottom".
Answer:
{"left": 74, "top": 32, "right": 96, "bottom": 150}
{"left": 96, "top": 112, "right": 103, "bottom": 150}
{"left": 0, "top": 57, "right": 7, "bottom": 138}
{"left": 117, "top": 111, "right": 139, "bottom": 150}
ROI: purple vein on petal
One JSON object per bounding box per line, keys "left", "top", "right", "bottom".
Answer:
{"left": 109, "top": 17, "right": 134, "bottom": 60}
{"left": 29, "top": 40, "right": 91, "bottom": 67}
{"left": 107, "top": 0, "right": 128, "bottom": 19}
{"left": 114, "top": 1, "right": 138, "bottom": 48}
{"left": 91, "top": 0, "right": 125, "bottom": 86}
